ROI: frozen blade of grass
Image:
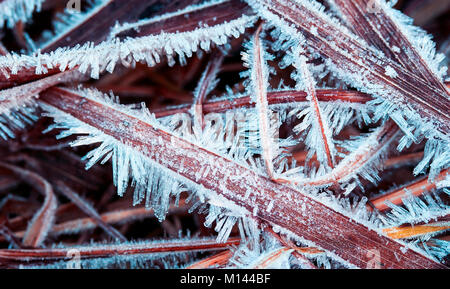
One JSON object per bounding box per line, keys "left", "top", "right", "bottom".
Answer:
{"left": 41, "top": 0, "right": 208, "bottom": 52}
{"left": 38, "top": 88, "right": 445, "bottom": 268}
{"left": 0, "top": 65, "right": 68, "bottom": 90}
{"left": 0, "top": 237, "right": 241, "bottom": 263}
{"left": 1, "top": 12, "right": 255, "bottom": 80}
{"left": 327, "top": 0, "right": 450, "bottom": 181}
{"left": 293, "top": 51, "right": 336, "bottom": 169}
{"left": 245, "top": 0, "right": 450, "bottom": 138}
{"left": 330, "top": 0, "right": 448, "bottom": 92}
{"left": 192, "top": 51, "right": 224, "bottom": 129}
{"left": 370, "top": 169, "right": 450, "bottom": 212}
{"left": 383, "top": 221, "right": 450, "bottom": 240}
{"left": 110, "top": 0, "right": 252, "bottom": 40}
{"left": 154, "top": 88, "right": 371, "bottom": 118}
{"left": 247, "top": 24, "right": 276, "bottom": 179}
{"left": 0, "top": 162, "right": 57, "bottom": 248}
{"left": 0, "top": 70, "right": 82, "bottom": 140}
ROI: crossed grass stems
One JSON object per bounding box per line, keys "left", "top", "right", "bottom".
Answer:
{"left": 0, "top": 0, "right": 448, "bottom": 269}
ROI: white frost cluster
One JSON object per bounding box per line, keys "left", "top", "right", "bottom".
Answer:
{"left": 0, "top": 70, "right": 82, "bottom": 140}
{"left": 0, "top": 14, "right": 255, "bottom": 79}
{"left": 161, "top": 107, "right": 297, "bottom": 178}
{"left": 383, "top": 192, "right": 450, "bottom": 227}
{"left": 228, "top": 230, "right": 292, "bottom": 268}
{"left": 370, "top": 97, "right": 450, "bottom": 180}
{"left": 0, "top": 103, "right": 37, "bottom": 140}
{"left": 245, "top": 0, "right": 450, "bottom": 183}
{"left": 40, "top": 87, "right": 261, "bottom": 244}
{"left": 41, "top": 97, "right": 183, "bottom": 221}
{"left": 379, "top": 0, "right": 448, "bottom": 80}
{"left": 333, "top": 126, "right": 397, "bottom": 187}
{"left": 422, "top": 239, "right": 450, "bottom": 261}
{"left": 0, "top": 0, "right": 43, "bottom": 28}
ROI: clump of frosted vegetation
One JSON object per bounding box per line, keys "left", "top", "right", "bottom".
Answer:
{"left": 0, "top": 0, "right": 448, "bottom": 269}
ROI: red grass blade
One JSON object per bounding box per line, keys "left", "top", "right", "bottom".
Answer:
{"left": 330, "top": 0, "right": 448, "bottom": 92}
{"left": 248, "top": 0, "right": 450, "bottom": 136}
{"left": 0, "top": 162, "right": 57, "bottom": 248}
{"left": 370, "top": 168, "right": 450, "bottom": 212}
{"left": 38, "top": 87, "right": 445, "bottom": 268}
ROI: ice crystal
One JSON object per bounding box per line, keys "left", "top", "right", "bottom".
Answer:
{"left": 383, "top": 193, "right": 450, "bottom": 227}
{"left": 0, "top": 13, "right": 255, "bottom": 79}
{"left": 40, "top": 87, "right": 255, "bottom": 243}
{"left": 0, "top": 0, "right": 43, "bottom": 28}
{"left": 245, "top": 0, "right": 450, "bottom": 182}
